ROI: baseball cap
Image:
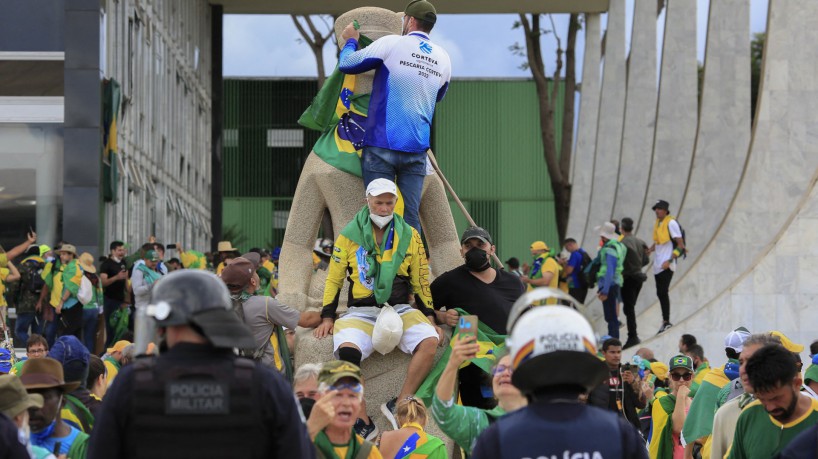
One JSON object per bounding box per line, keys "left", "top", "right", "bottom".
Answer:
{"left": 805, "top": 360, "right": 818, "bottom": 384}
{"left": 669, "top": 354, "right": 694, "bottom": 372}
{"left": 365, "top": 178, "right": 397, "bottom": 197}
{"left": 219, "top": 257, "right": 254, "bottom": 290}
{"left": 318, "top": 360, "right": 363, "bottom": 386}
{"left": 39, "top": 244, "right": 51, "bottom": 258}
{"left": 652, "top": 199, "right": 670, "bottom": 211}
{"left": 724, "top": 327, "right": 751, "bottom": 352}
{"left": 530, "top": 241, "right": 549, "bottom": 251}
{"left": 144, "top": 250, "right": 160, "bottom": 261}
{"left": 404, "top": 0, "right": 437, "bottom": 24}
{"left": 106, "top": 340, "right": 131, "bottom": 355}
{"left": 770, "top": 331, "right": 804, "bottom": 353}
{"left": 460, "top": 226, "right": 493, "bottom": 245}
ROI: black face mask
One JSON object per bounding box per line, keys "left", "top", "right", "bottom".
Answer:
{"left": 465, "top": 247, "right": 491, "bottom": 272}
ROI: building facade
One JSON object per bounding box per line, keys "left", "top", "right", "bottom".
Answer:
{"left": 0, "top": 0, "right": 215, "bottom": 258}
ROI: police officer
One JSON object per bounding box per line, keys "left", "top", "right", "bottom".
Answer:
{"left": 87, "top": 270, "right": 314, "bottom": 459}
{"left": 471, "top": 288, "right": 649, "bottom": 459}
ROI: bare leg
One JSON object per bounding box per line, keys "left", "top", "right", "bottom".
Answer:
{"left": 398, "top": 337, "right": 438, "bottom": 400}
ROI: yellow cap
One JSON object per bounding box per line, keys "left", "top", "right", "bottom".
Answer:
{"left": 530, "top": 241, "right": 549, "bottom": 251}
{"left": 771, "top": 331, "right": 804, "bottom": 353}
{"left": 650, "top": 362, "right": 669, "bottom": 382}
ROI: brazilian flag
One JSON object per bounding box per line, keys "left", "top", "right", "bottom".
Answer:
{"left": 102, "top": 79, "right": 121, "bottom": 202}
{"left": 298, "top": 35, "right": 374, "bottom": 177}
{"left": 681, "top": 364, "right": 733, "bottom": 451}
{"left": 415, "top": 309, "right": 506, "bottom": 407}
{"left": 647, "top": 394, "right": 678, "bottom": 459}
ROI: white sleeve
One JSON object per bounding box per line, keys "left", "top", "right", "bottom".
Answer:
{"left": 669, "top": 220, "right": 682, "bottom": 239}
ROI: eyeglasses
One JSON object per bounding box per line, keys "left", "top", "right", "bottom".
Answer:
{"left": 670, "top": 372, "right": 693, "bottom": 381}
{"left": 329, "top": 382, "right": 363, "bottom": 393}
{"left": 492, "top": 365, "right": 513, "bottom": 376}
{"left": 28, "top": 348, "right": 46, "bottom": 355}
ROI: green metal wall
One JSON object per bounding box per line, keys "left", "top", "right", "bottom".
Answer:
{"left": 222, "top": 78, "right": 564, "bottom": 258}
{"left": 433, "top": 79, "right": 564, "bottom": 266}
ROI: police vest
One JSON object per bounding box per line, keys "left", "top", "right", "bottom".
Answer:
{"left": 499, "top": 404, "right": 624, "bottom": 459}
{"left": 127, "top": 356, "right": 267, "bottom": 458}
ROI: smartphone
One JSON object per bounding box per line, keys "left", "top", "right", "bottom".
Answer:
{"left": 166, "top": 243, "right": 177, "bottom": 250}
{"left": 457, "top": 315, "right": 478, "bottom": 338}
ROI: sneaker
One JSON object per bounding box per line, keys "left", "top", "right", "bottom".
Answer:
{"left": 380, "top": 397, "right": 398, "bottom": 430}
{"left": 354, "top": 418, "right": 379, "bottom": 441}
{"left": 623, "top": 336, "right": 641, "bottom": 349}
{"left": 656, "top": 322, "right": 673, "bottom": 335}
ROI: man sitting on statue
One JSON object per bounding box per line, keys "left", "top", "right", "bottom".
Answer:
{"left": 313, "top": 178, "right": 442, "bottom": 440}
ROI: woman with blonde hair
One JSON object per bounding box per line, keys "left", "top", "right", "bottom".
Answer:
{"left": 377, "top": 396, "right": 446, "bottom": 459}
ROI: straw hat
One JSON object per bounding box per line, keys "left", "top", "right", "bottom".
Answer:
{"left": 78, "top": 252, "right": 96, "bottom": 274}
{"left": 217, "top": 241, "right": 237, "bottom": 252}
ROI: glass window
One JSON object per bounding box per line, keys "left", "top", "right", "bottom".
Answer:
{"left": 0, "top": 124, "right": 63, "bottom": 249}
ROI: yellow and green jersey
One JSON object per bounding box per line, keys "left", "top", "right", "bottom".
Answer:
{"left": 321, "top": 229, "right": 433, "bottom": 318}
{"left": 727, "top": 398, "right": 818, "bottom": 458}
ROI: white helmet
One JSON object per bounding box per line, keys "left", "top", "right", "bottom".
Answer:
{"left": 506, "top": 288, "right": 608, "bottom": 393}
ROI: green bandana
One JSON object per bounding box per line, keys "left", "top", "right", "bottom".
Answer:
{"left": 340, "top": 206, "right": 412, "bottom": 305}
{"left": 314, "top": 431, "right": 361, "bottom": 459}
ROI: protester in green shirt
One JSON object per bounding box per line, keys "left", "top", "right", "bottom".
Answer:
{"left": 430, "top": 334, "right": 526, "bottom": 456}
{"left": 728, "top": 344, "right": 818, "bottom": 458}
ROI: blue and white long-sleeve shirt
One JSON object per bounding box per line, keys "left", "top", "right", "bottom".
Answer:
{"left": 339, "top": 31, "right": 452, "bottom": 153}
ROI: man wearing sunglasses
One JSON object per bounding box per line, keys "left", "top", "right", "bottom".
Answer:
{"left": 647, "top": 355, "right": 694, "bottom": 459}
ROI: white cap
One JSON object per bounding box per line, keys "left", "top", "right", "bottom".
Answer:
{"left": 365, "top": 178, "right": 398, "bottom": 197}
{"left": 597, "top": 222, "right": 618, "bottom": 240}
{"left": 724, "top": 327, "right": 751, "bottom": 352}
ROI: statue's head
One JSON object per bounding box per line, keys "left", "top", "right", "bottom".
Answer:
{"left": 334, "top": 7, "right": 402, "bottom": 50}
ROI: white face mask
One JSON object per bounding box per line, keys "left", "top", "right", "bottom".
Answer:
{"left": 370, "top": 213, "right": 394, "bottom": 229}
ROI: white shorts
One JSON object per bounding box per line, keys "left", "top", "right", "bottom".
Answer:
{"left": 333, "top": 304, "right": 438, "bottom": 360}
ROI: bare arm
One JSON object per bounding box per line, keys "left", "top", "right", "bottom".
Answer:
{"left": 297, "top": 311, "right": 322, "bottom": 328}
{"left": 672, "top": 386, "right": 690, "bottom": 435}
{"left": 5, "top": 261, "right": 20, "bottom": 283}
{"left": 435, "top": 335, "right": 479, "bottom": 402}
{"left": 4, "top": 232, "right": 36, "bottom": 261}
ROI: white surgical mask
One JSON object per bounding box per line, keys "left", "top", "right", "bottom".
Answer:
{"left": 370, "top": 213, "right": 394, "bottom": 229}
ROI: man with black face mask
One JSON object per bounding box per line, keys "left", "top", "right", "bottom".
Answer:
{"left": 430, "top": 226, "right": 525, "bottom": 408}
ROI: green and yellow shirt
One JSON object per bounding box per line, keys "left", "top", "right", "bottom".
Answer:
{"left": 727, "top": 397, "right": 818, "bottom": 458}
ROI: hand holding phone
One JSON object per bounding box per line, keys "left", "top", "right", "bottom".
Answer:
{"left": 456, "top": 315, "right": 478, "bottom": 338}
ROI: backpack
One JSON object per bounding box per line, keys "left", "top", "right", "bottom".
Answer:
{"left": 672, "top": 220, "right": 687, "bottom": 259}
{"left": 78, "top": 274, "right": 94, "bottom": 305}
{"left": 576, "top": 249, "right": 593, "bottom": 289}
{"left": 583, "top": 252, "right": 601, "bottom": 289}
{"left": 21, "top": 258, "right": 45, "bottom": 294}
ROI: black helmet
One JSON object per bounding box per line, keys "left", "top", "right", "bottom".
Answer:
{"left": 147, "top": 270, "right": 255, "bottom": 349}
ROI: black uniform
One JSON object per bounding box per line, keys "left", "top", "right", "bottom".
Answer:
{"left": 87, "top": 342, "right": 314, "bottom": 459}
{"left": 472, "top": 394, "right": 649, "bottom": 459}
{"left": 0, "top": 413, "right": 29, "bottom": 459}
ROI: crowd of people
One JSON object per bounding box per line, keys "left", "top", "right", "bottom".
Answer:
{"left": 0, "top": 0, "right": 812, "bottom": 457}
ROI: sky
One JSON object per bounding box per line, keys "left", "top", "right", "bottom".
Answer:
{"left": 223, "top": 0, "right": 770, "bottom": 79}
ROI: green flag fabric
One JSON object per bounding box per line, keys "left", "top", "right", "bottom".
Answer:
{"left": 102, "top": 78, "right": 121, "bottom": 202}
{"left": 680, "top": 364, "right": 733, "bottom": 446}
{"left": 416, "top": 309, "right": 506, "bottom": 406}
{"left": 298, "top": 35, "right": 374, "bottom": 177}
{"left": 339, "top": 206, "right": 413, "bottom": 305}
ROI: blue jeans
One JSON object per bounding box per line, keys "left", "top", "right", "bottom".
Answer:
{"left": 44, "top": 315, "right": 59, "bottom": 348}
{"left": 14, "top": 312, "right": 42, "bottom": 346}
{"left": 602, "top": 284, "right": 621, "bottom": 339}
{"left": 82, "top": 308, "right": 99, "bottom": 353}
{"left": 362, "top": 146, "right": 426, "bottom": 235}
